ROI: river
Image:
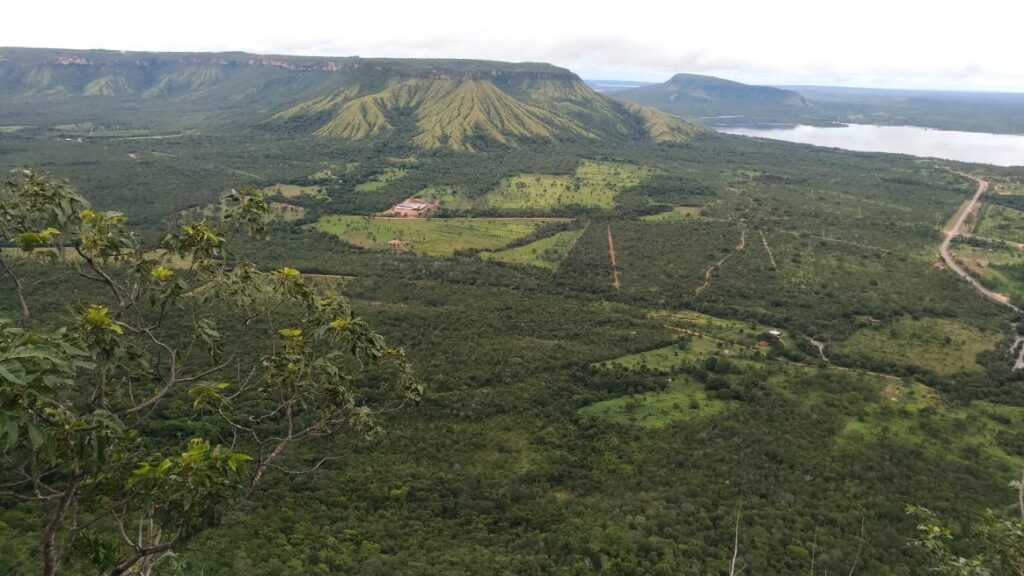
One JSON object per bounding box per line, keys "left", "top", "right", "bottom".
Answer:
{"left": 715, "top": 123, "right": 1024, "bottom": 166}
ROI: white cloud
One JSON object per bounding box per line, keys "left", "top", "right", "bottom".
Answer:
{"left": 4, "top": 0, "right": 1023, "bottom": 91}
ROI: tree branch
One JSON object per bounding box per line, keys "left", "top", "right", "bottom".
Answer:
{"left": 42, "top": 475, "right": 80, "bottom": 576}
{"left": 103, "top": 542, "right": 176, "bottom": 576}
{"left": 75, "top": 245, "right": 128, "bottom": 315}
{"left": 123, "top": 329, "right": 178, "bottom": 415}
{"left": 0, "top": 255, "right": 30, "bottom": 322}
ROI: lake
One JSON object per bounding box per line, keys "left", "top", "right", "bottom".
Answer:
{"left": 715, "top": 123, "right": 1024, "bottom": 167}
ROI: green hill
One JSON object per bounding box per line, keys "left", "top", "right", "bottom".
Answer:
{"left": 615, "top": 72, "right": 812, "bottom": 120}
{"left": 0, "top": 47, "right": 706, "bottom": 151}
{"left": 271, "top": 67, "right": 706, "bottom": 151}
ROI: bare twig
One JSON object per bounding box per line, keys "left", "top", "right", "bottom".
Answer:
{"left": 0, "top": 255, "right": 30, "bottom": 322}
{"left": 123, "top": 329, "right": 178, "bottom": 415}
{"left": 75, "top": 246, "right": 128, "bottom": 315}
{"left": 263, "top": 455, "right": 346, "bottom": 475}
{"left": 103, "top": 542, "right": 176, "bottom": 576}
{"left": 42, "top": 475, "right": 80, "bottom": 576}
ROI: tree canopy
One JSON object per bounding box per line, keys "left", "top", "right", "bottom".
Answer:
{"left": 0, "top": 170, "right": 421, "bottom": 575}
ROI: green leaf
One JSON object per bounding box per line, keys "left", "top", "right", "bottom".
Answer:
{"left": 26, "top": 424, "right": 44, "bottom": 449}
{"left": 3, "top": 420, "right": 19, "bottom": 449}
{"left": 0, "top": 361, "right": 26, "bottom": 385}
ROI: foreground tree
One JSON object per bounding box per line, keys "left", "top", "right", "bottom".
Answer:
{"left": 907, "top": 467, "right": 1024, "bottom": 576}
{"left": 0, "top": 170, "right": 421, "bottom": 575}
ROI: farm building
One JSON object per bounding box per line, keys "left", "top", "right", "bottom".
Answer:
{"left": 385, "top": 197, "right": 440, "bottom": 217}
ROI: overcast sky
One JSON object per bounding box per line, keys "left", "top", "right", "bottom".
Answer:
{"left": 4, "top": 0, "right": 1022, "bottom": 92}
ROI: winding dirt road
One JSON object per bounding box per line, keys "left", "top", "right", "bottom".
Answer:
{"left": 695, "top": 226, "right": 746, "bottom": 294}
{"left": 940, "top": 175, "right": 1022, "bottom": 313}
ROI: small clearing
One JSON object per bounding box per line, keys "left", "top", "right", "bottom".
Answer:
{"left": 641, "top": 206, "right": 702, "bottom": 221}
{"left": 695, "top": 225, "right": 746, "bottom": 294}
{"left": 263, "top": 183, "right": 327, "bottom": 199}
{"left": 578, "top": 377, "right": 732, "bottom": 428}
{"left": 833, "top": 317, "right": 998, "bottom": 376}
{"left": 313, "top": 216, "right": 567, "bottom": 257}
{"left": 480, "top": 225, "right": 587, "bottom": 269}
{"left": 355, "top": 168, "right": 407, "bottom": 192}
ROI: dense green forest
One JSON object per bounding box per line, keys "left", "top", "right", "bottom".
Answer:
{"left": 3, "top": 48, "right": 1024, "bottom": 575}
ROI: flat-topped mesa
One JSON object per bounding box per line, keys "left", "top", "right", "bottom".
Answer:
{"left": 0, "top": 47, "right": 708, "bottom": 151}
{"left": 614, "top": 72, "right": 812, "bottom": 119}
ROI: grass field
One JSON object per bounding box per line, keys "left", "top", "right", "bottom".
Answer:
{"left": 595, "top": 337, "right": 739, "bottom": 372}
{"left": 579, "top": 377, "right": 731, "bottom": 428}
{"left": 952, "top": 241, "right": 1024, "bottom": 303}
{"left": 652, "top": 309, "right": 787, "bottom": 346}
{"left": 641, "top": 206, "right": 702, "bottom": 221}
{"left": 417, "top": 186, "right": 473, "bottom": 211}
{"left": 992, "top": 177, "right": 1024, "bottom": 196}
{"left": 976, "top": 203, "right": 1024, "bottom": 243}
{"left": 355, "top": 167, "right": 407, "bottom": 192}
{"left": 429, "top": 160, "right": 651, "bottom": 211}
{"left": 842, "top": 380, "right": 1024, "bottom": 469}
{"left": 313, "top": 216, "right": 566, "bottom": 256}
{"left": 486, "top": 160, "right": 650, "bottom": 210}
{"left": 833, "top": 317, "right": 997, "bottom": 375}
{"left": 269, "top": 202, "right": 307, "bottom": 222}
{"left": 479, "top": 228, "right": 585, "bottom": 269}
{"left": 262, "top": 183, "right": 327, "bottom": 199}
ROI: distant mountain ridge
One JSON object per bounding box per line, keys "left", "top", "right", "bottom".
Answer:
{"left": 614, "top": 73, "right": 812, "bottom": 119}
{"left": 0, "top": 47, "right": 708, "bottom": 151}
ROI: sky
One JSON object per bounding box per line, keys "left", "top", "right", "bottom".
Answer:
{"left": 3, "top": 0, "right": 1023, "bottom": 92}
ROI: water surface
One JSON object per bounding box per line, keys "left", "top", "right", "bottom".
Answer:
{"left": 716, "top": 123, "right": 1024, "bottom": 166}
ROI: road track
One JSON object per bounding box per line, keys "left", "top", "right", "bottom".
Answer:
{"left": 607, "top": 224, "right": 621, "bottom": 291}
{"left": 939, "top": 175, "right": 1021, "bottom": 313}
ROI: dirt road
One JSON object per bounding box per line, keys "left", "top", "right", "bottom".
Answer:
{"left": 939, "top": 175, "right": 1021, "bottom": 313}
{"left": 696, "top": 226, "right": 746, "bottom": 294}
{"left": 759, "top": 230, "right": 777, "bottom": 270}
{"left": 607, "top": 224, "right": 621, "bottom": 291}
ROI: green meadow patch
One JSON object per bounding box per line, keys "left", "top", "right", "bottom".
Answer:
{"left": 486, "top": 160, "right": 650, "bottom": 210}
{"left": 269, "top": 202, "right": 306, "bottom": 222}
{"left": 355, "top": 167, "right": 407, "bottom": 192}
{"left": 263, "top": 183, "right": 327, "bottom": 199}
{"left": 595, "top": 337, "right": 740, "bottom": 372}
{"left": 951, "top": 241, "right": 1024, "bottom": 304}
{"left": 641, "top": 206, "right": 702, "bottom": 221}
{"left": 833, "top": 317, "right": 998, "bottom": 375}
{"left": 313, "top": 216, "right": 566, "bottom": 256}
{"left": 651, "top": 309, "right": 787, "bottom": 347}
{"left": 434, "top": 160, "right": 651, "bottom": 211}
{"left": 976, "top": 203, "right": 1024, "bottom": 244}
{"left": 842, "top": 380, "right": 1024, "bottom": 470}
{"left": 480, "top": 228, "right": 586, "bottom": 269}
{"left": 579, "top": 378, "right": 731, "bottom": 428}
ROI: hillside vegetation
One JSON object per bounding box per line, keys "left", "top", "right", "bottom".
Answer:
{"left": 0, "top": 47, "right": 706, "bottom": 151}
{"left": 616, "top": 72, "right": 811, "bottom": 119}
{"left": 3, "top": 47, "right": 1024, "bottom": 576}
